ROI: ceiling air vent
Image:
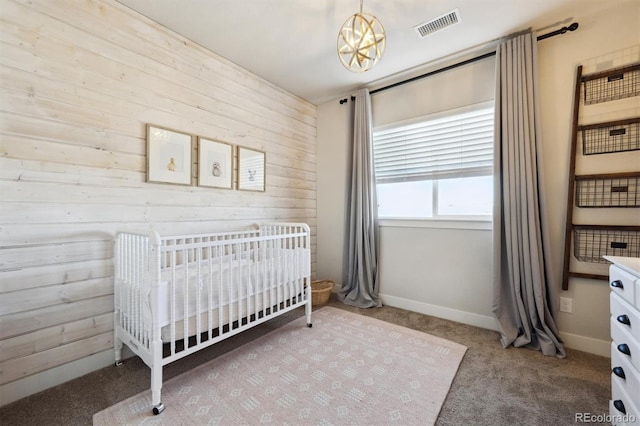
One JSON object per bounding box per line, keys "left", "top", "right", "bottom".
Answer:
{"left": 414, "top": 9, "right": 461, "bottom": 38}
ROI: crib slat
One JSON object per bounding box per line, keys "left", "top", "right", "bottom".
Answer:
{"left": 207, "top": 244, "right": 213, "bottom": 342}
{"left": 235, "top": 242, "right": 242, "bottom": 327}
{"left": 170, "top": 248, "right": 176, "bottom": 356}
{"left": 182, "top": 246, "right": 188, "bottom": 349}
{"left": 252, "top": 239, "right": 258, "bottom": 323}
{"left": 196, "top": 239, "right": 201, "bottom": 346}
{"left": 227, "top": 238, "right": 233, "bottom": 333}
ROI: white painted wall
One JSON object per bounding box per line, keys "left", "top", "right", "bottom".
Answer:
{"left": 377, "top": 223, "right": 495, "bottom": 330}
{"left": 317, "top": 0, "right": 640, "bottom": 357}
{"left": 316, "top": 101, "right": 352, "bottom": 285}
{"left": 0, "top": 0, "right": 316, "bottom": 406}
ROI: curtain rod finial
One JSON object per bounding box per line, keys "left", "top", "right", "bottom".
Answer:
{"left": 339, "top": 96, "right": 357, "bottom": 105}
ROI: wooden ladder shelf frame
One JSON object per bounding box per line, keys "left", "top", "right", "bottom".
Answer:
{"left": 562, "top": 63, "right": 640, "bottom": 290}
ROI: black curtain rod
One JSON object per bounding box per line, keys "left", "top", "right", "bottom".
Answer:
{"left": 339, "top": 22, "right": 579, "bottom": 104}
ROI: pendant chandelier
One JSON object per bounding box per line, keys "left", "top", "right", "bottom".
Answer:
{"left": 337, "top": 0, "right": 386, "bottom": 72}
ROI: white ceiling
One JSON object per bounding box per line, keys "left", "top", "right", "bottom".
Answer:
{"left": 116, "top": 0, "right": 587, "bottom": 105}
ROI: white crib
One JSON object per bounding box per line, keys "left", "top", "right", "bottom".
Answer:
{"left": 113, "top": 223, "right": 312, "bottom": 415}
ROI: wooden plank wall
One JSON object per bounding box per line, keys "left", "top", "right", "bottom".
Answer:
{"left": 0, "top": 0, "right": 317, "bottom": 399}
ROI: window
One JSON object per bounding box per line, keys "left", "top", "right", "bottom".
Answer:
{"left": 373, "top": 102, "right": 493, "bottom": 220}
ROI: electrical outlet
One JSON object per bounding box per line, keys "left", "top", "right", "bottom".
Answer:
{"left": 560, "top": 297, "right": 573, "bottom": 313}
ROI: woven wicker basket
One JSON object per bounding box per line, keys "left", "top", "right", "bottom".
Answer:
{"left": 310, "top": 280, "right": 334, "bottom": 306}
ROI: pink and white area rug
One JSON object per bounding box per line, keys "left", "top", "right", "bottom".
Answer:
{"left": 94, "top": 306, "right": 467, "bottom": 425}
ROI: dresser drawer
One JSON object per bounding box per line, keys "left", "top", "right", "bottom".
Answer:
{"left": 612, "top": 342, "right": 640, "bottom": 408}
{"left": 611, "top": 379, "right": 640, "bottom": 425}
{"left": 610, "top": 264, "right": 639, "bottom": 308}
{"left": 612, "top": 292, "right": 640, "bottom": 342}
{"left": 611, "top": 316, "right": 640, "bottom": 372}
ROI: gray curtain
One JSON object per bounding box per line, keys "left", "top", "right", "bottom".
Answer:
{"left": 338, "top": 88, "right": 382, "bottom": 308}
{"left": 492, "top": 32, "right": 565, "bottom": 357}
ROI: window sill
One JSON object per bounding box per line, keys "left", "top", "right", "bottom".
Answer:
{"left": 379, "top": 218, "right": 492, "bottom": 231}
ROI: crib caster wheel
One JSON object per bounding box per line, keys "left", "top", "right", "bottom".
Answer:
{"left": 152, "top": 403, "right": 165, "bottom": 415}
{"left": 115, "top": 361, "right": 123, "bottom": 367}
{"left": 307, "top": 323, "right": 312, "bottom": 328}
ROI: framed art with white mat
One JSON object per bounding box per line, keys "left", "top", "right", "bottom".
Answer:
{"left": 146, "top": 124, "right": 193, "bottom": 185}
{"left": 237, "top": 146, "right": 265, "bottom": 192}
{"left": 197, "top": 137, "right": 233, "bottom": 189}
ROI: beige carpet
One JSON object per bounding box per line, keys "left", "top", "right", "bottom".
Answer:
{"left": 93, "top": 306, "right": 467, "bottom": 425}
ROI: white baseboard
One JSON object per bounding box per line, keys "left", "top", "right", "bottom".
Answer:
{"left": 559, "top": 331, "right": 611, "bottom": 358}
{"left": 0, "top": 346, "right": 135, "bottom": 408}
{"left": 380, "top": 293, "right": 610, "bottom": 358}
{"left": 379, "top": 293, "right": 500, "bottom": 332}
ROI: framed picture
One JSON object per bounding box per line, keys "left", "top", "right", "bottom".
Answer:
{"left": 237, "top": 146, "right": 265, "bottom": 192}
{"left": 146, "top": 124, "right": 193, "bottom": 185}
{"left": 198, "top": 137, "right": 233, "bottom": 189}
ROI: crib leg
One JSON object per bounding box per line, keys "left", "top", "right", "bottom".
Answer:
{"left": 305, "top": 283, "right": 312, "bottom": 327}
{"left": 151, "top": 340, "right": 164, "bottom": 415}
{"left": 151, "top": 365, "right": 164, "bottom": 414}
{"left": 114, "top": 331, "right": 123, "bottom": 367}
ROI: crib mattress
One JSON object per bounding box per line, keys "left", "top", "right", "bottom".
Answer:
{"left": 119, "top": 248, "right": 310, "bottom": 342}
{"left": 159, "top": 290, "right": 304, "bottom": 341}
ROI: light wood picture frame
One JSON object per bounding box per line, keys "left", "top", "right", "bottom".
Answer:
{"left": 146, "top": 124, "right": 193, "bottom": 185}
{"left": 197, "top": 137, "right": 233, "bottom": 189}
{"left": 237, "top": 146, "right": 265, "bottom": 192}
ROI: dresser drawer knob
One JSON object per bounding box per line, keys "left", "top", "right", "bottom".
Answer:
{"left": 612, "top": 366, "right": 626, "bottom": 380}
{"left": 617, "top": 314, "right": 631, "bottom": 326}
{"left": 611, "top": 280, "right": 624, "bottom": 289}
{"left": 617, "top": 343, "right": 631, "bottom": 356}
{"left": 613, "top": 400, "right": 626, "bottom": 414}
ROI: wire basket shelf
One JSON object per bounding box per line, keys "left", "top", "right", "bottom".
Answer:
{"left": 582, "top": 63, "right": 640, "bottom": 105}
{"left": 580, "top": 118, "right": 640, "bottom": 155}
{"left": 573, "top": 226, "right": 640, "bottom": 263}
{"left": 575, "top": 173, "right": 640, "bottom": 207}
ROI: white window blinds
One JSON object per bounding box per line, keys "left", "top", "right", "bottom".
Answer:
{"left": 373, "top": 104, "right": 494, "bottom": 183}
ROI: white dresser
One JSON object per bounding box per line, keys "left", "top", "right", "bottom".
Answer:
{"left": 607, "top": 256, "right": 640, "bottom": 426}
